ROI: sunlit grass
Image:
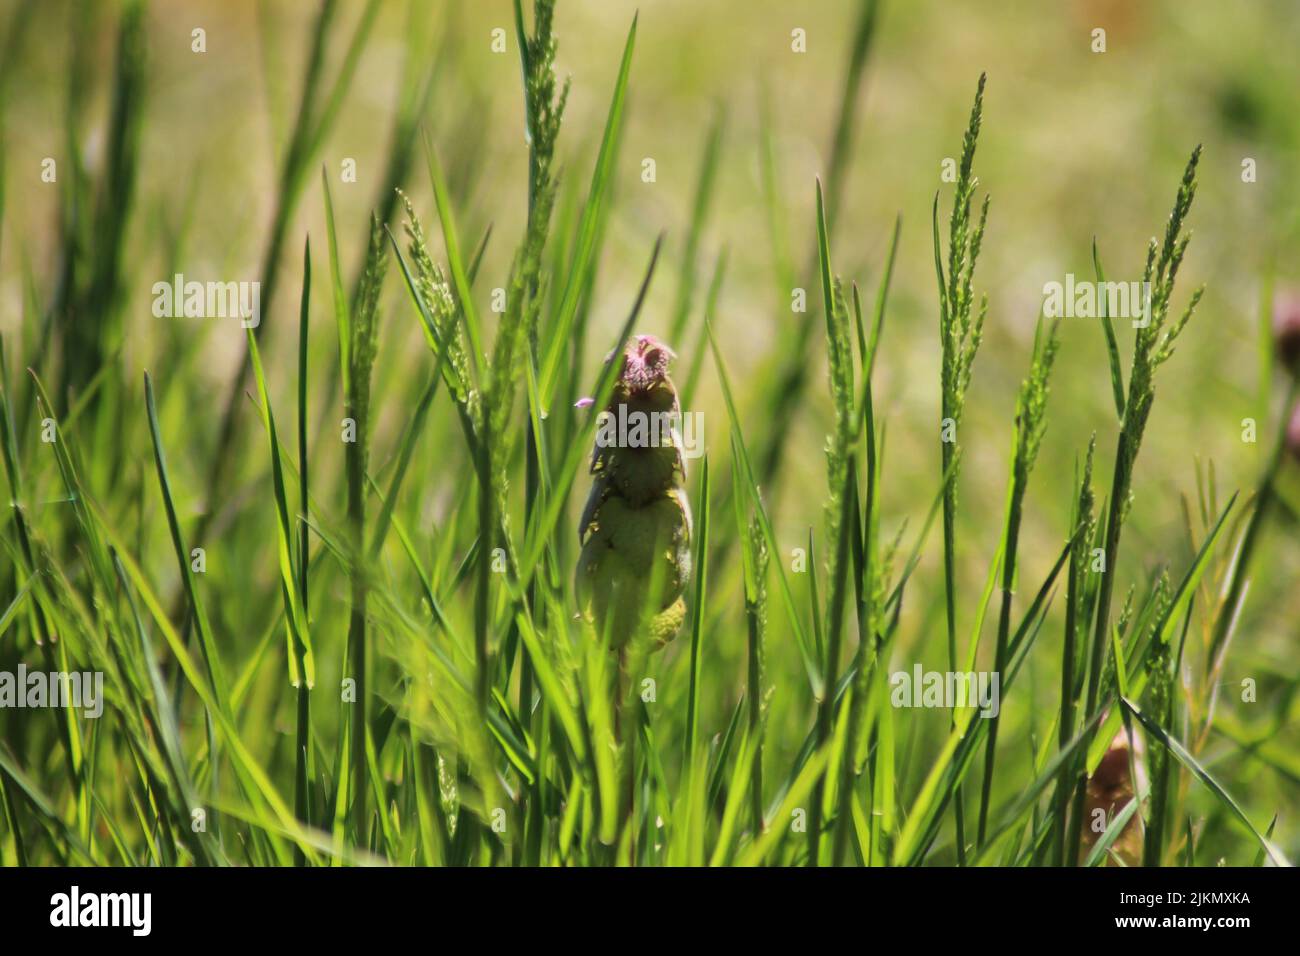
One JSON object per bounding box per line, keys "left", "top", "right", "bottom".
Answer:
{"left": 0, "top": 0, "right": 1295, "bottom": 868}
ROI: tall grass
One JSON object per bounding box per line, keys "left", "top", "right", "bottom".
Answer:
{"left": 0, "top": 0, "right": 1294, "bottom": 870}
{"left": 933, "top": 73, "right": 989, "bottom": 862}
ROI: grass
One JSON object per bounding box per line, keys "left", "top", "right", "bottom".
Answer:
{"left": 0, "top": 0, "right": 1296, "bottom": 868}
{"left": 934, "top": 73, "right": 990, "bottom": 860}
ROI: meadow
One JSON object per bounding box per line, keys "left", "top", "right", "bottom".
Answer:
{"left": 0, "top": 0, "right": 1297, "bottom": 867}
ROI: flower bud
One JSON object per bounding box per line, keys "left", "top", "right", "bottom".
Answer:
{"left": 1287, "top": 400, "right": 1300, "bottom": 463}
{"left": 1273, "top": 291, "right": 1300, "bottom": 371}
{"left": 576, "top": 335, "right": 692, "bottom": 651}
{"left": 1080, "top": 728, "right": 1145, "bottom": 866}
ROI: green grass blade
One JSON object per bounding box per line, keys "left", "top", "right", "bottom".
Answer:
{"left": 1092, "top": 238, "right": 1125, "bottom": 422}
{"left": 538, "top": 13, "right": 637, "bottom": 407}
{"left": 1120, "top": 696, "right": 1290, "bottom": 867}
{"left": 684, "top": 455, "right": 710, "bottom": 764}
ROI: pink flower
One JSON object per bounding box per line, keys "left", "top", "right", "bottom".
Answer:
{"left": 619, "top": 335, "right": 675, "bottom": 394}
{"left": 1287, "top": 400, "right": 1300, "bottom": 463}
{"left": 1272, "top": 291, "right": 1300, "bottom": 371}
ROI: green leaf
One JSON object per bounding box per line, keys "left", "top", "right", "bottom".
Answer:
{"left": 538, "top": 13, "right": 637, "bottom": 407}
{"left": 707, "top": 319, "right": 822, "bottom": 697}
{"left": 1092, "top": 238, "right": 1126, "bottom": 422}
{"left": 322, "top": 168, "right": 351, "bottom": 398}
{"left": 245, "top": 326, "right": 314, "bottom": 689}
{"left": 1121, "top": 696, "right": 1290, "bottom": 867}
{"left": 684, "top": 456, "right": 711, "bottom": 764}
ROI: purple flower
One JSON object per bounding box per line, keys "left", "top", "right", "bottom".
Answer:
{"left": 1273, "top": 290, "right": 1300, "bottom": 371}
